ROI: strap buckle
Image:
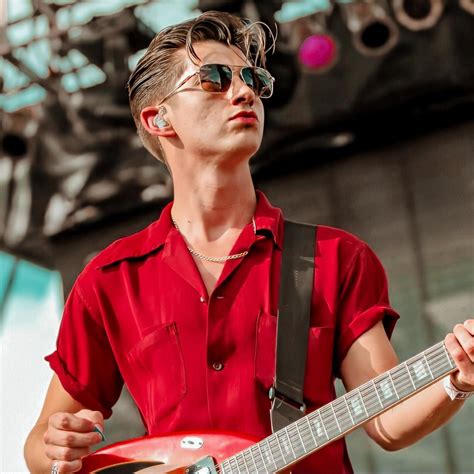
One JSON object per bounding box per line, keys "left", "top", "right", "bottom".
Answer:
{"left": 269, "top": 387, "right": 306, "bottom": 433}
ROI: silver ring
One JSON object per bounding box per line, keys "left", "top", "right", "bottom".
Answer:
{"left": 51, "top": 461, "right": 59, "bottom": 474}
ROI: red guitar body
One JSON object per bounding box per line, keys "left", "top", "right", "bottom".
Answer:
{"left": 79, "top": 431, "right": 272, "bottom": 473}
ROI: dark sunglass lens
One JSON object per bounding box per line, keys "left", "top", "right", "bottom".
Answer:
{"left": 200, "top": 64, "right": 232, "bottom": 93}
{"left": 242, "top": 67, "right": 272, "bottom": 98}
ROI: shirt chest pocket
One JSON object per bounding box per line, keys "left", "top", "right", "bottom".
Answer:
{"left": 127, "top": 322, "right": 187, "bottom": 423}
{"left": 255, "top": 311, "right": 335, "bottom": 406}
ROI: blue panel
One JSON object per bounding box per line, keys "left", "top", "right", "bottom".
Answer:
{"left": 0, "top": 252, "right": 17, "bottom": 303}
{"left": 275, "top": 0, "right": 331, "bottom": 23}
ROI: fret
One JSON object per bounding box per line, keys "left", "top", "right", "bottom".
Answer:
{"left": 278, "top": 428, "right": 295, "bottom": 460}
{"left": 332, "top": 397, "right": 353, "bottom": 432}
{"left": 318, "top": 411, "right": 329, "bottom": 440}
{"left": 358, "top": 387, "right": 370, "bottom": 417}
{"left": 387, "top": 370, "right": 400, "bottom": 400}
{"left": 228, "top": 456, "right": 240, "bottom": 472}
{"left": 374, "top": 373, "right": 398, "bottom": 407}
{"left": 236, "top": 452, "right": 249, "bottom": 473}
{"left": 392, "top": 364, "right": 413, "bottom": 399}
{"left": 262, "top": 438, "right": 278, "bottom": 471}
{"left": 274, "top": 432, "right": 288, "bottom": 464}
{"left": 343, "top": 395, "right": 355, "bottom": 425}
{"left": 404, "top": 361, "right": 417, "bottom": 390}
{"left": 372, "top": 379, "right": 383, "bottom": 409}
{"left": 288, "top": 426, "right": 300, "bottom": 457}
{"left": 320, "top": 405, "right": 340, "bottom": 439}
{"left": 309, "top": 410, "right": 329, "bottom": 445}
{"left": 220, "top": 459, "right": 231, "bottom": 474}
{"left": 286, "top": 424, "right": 305, "bottom": 458}
{"left": 442, "top": 343, "right": 456, "bottom": 369}
{"left": 244, "top": 447, "right": 259, "bottom": 473}
{"left": 360, "top": 383, "right": 380, "bottom": 418}
{"left": 270, "top": 435, "right": 286, "bottom": 468}
{"left": 423, "top": 353, "right": 434, "bottom": 380}
{"left": 272, "top": 434, "right": 284, "bottom": 468}
{"left": 410, "top": 356, "right": 431, "bottom": 388}
{"left": 330, "top": 401, "right": 342, "bottom": 433}
{"left": 255, "top": 443, "right": 270, "bottom": 473}
{"left": 305, "top": 414, "right": 318, "bottom": 447}
{"left": 346, "top": 390, "right": 366, "bottom": 424}
{"left": 294, "top": 420, "right": 307, "bottom": 453}
{"left": 429, "top": 346, "right": 452, "bottom": 378}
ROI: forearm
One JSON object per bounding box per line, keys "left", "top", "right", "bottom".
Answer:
{"left": 366, "top": 378, "right": 465, "bottom": 450}
{"left": 24, "top": 422, "right": 52, "bottom": 473}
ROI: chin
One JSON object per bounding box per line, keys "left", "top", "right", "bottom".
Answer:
{"left": 217, "top": 147, "right": 257, "bottom": 166}
{"left": 235, "top": 144, "right": 260, "bottom": 160}
{"left": 236, "top": 135, "right": 262, "bottom": 153}
{"left": 216, "top": 134, "right": 262, "bottom": 161}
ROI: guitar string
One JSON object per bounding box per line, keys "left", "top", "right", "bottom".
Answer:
{"left": 218, "top": 351, "right": 452, "bottom": 473}
{"left": 218, "top": 346, "right": 445, "bottom": 472}
{"left": 306, "top": 350, "right": 450, "bottom": 445}
{"left": 286, "top": 350, "right": 451, "bottom": 461}
{"left": 218, "top": 379, "right": 452, "bottom": 471}
{"left": 217, "top": 346, "right": 451, "bottom": 473}
{"left": 215, "top": 344, "right": 452, "bottom": 473}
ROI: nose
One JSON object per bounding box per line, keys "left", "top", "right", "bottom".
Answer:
{"left": 229, "top": 72, "right": 255, "bottom": 106}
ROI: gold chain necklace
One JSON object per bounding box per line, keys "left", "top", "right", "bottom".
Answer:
{"left": 171, "top": 215, "right": 256, "bottom": 263}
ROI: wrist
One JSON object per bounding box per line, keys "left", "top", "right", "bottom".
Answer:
{"left": 450, "top": 372, "right": 474, "bottom": 392}
{"left": 443, "top": 375, "right": 474, "bottom": 400}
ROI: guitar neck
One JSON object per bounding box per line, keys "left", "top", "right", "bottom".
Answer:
{"left": 219, "top": 340, "right": 456, "bottom": 473}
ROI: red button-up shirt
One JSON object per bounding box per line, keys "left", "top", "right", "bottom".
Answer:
{"left": 46, "top": 191, "right": 399, "bottom": 473}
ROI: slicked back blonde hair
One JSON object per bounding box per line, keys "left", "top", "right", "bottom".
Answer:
{"left": 127, "top": 10, "right": 271, "bottom": 163}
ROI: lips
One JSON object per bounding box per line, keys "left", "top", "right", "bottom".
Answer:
{"left": 230, "top": 111, "right": 258, "bottom": 120}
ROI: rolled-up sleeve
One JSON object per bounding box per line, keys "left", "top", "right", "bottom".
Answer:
{"left": 335, "top": 244, "right": 400, "bottom": 373}
{"left": 45, "top": 280, "right": 123, "bottom": 418}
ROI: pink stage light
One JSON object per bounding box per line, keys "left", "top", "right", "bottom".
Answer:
{"left": 298, "top": 34, "right": 338, "bottom": 71}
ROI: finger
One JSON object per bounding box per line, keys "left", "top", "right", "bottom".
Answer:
{"left": 445, "top": 333, "right": 474, "bottom": 389}
{"left": 45, "top": 444, "right": 90, "bottom": 463}
{"left": 75, "top": 409, "right": 105, "bottom": 441}
{"left": 44, "top": 428, "right": 103, "bottom": 449}
{"left": 452, "top": 324, "right": 474, "bottom": 363}
{"left": 463, "top": 319, "right": 474, "bottom": 335}
{"left": 49, "top": 413, "right": 96, "bottom": 433}
{"left": 75, "top": 409, "right": 104, "bottom": 427}
{"left": 51, "top": 459, "right": 82, "bottom": 473}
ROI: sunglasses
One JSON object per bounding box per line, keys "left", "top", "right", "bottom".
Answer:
{"left": 158, "top": 63, "right": 275, "bottom": 105}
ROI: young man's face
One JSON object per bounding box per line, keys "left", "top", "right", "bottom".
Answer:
{"left": 162, "top": 40, "right": 266, "bottom": 167}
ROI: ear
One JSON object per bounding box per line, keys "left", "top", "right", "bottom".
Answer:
{"left": 141, "top": 106, "right": 176, "bottom": 137}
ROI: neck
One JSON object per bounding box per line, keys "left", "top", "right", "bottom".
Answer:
{"left": 171, "top": 162, "right": 256, "bottom": 243}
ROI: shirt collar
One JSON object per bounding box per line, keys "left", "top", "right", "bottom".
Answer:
{"left": 95, "top": 190, "right": 282, "bottom": 269}
{"left": 253, "top": 190, "right": 283, "bottom": 249}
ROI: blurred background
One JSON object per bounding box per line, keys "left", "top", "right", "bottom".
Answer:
{"left": 0, "top": 0, "right": 473, "bottom": 472}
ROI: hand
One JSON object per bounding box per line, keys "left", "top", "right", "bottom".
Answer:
{"left": 444, "top": 319, "right": 474, "bottom": 392}
{"left": 44, "top": 409, "right": 104, "bottom": 473}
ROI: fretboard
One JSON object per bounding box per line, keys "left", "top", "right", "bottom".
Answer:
{"left": 218, "top": 341, "right": 456, "bottom": 473}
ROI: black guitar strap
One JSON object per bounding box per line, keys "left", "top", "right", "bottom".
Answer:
{"left": 270, "top": 220, "right": 316, "bottom": 433}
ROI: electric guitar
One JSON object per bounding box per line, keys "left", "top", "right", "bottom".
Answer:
{"left": 79, "top": 340, "right": 458, "bottom": 473}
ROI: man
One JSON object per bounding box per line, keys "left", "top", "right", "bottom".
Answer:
{"left": 24, "top": 11, "right": 473, "bottom": 473}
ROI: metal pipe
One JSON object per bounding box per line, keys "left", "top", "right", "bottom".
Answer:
{"left": 391, "top": 0, "right": 444, "bottom": 31}
{"left": 338, "top": 0, "right": 399, "bottom": 57}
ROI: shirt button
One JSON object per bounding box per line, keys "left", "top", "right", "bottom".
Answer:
{"left": 212, "top": 362, "right": 224, "bottom": 371}
{"left": 200, "top": 296, "right": 206, "bottom": 303}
